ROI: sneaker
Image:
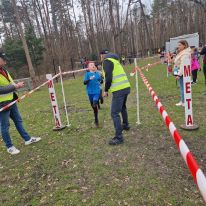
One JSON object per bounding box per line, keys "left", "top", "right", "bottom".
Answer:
{"left": 25, "top": 137, "right": 41, "bottom": 145}
{"left": 191, "top": 82, "right": 196, "bottom": 85}
{"left": 108, "top": 137, "right": 124, "bottom": 145}
{"left": 122, "top": 125, "right": 130, "bottom": 131}
{"left": 176, "top": 102, "right": 183, "bottom": 106}
{"left": 7, "top": 146, "right": 20, "bottom": 155}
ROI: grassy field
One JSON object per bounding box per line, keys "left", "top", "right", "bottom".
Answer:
{"left": 0, "top": 58, "right": 206, "bottom": 206}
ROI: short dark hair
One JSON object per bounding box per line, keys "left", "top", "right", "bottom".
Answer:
{"left": 100, "top": 49, "right": 109, "bottom": 55}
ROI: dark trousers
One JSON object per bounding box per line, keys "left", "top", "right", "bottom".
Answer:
{"left": 192, "top": 70, "right": 198, "bottom": 83}
{"left": 111, "top": 88, "right": 130, "bottom": 138}
{"left": 203, "top": 64, "right": 206, "bottom": 84}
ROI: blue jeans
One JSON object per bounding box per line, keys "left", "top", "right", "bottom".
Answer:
{"left": 178, "top": 76, "right": 184, "bottom": 103}
{"left": 111, "top": 88, "right": 130, "bottom": 138}
{"left": 0, "top": 103, "right": 31, "bottom": 148}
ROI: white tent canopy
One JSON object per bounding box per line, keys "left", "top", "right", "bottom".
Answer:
{"left": 166, "top": 33, "right": 199, "bottom": 52}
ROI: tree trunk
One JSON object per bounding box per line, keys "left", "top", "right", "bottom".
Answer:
{"left": 12, "top": 0, "right": 36, "bottom": 86}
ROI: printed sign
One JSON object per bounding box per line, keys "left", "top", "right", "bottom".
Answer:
{"left": 182, "top": 57, "right": 193, "bottom": 127}
{"left": 46, "top": 74, "right": 63, "bottom": 128}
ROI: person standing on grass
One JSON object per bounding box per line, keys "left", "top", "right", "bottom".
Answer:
{"left": 191, "top": 47, "right": 200, "bottom": 84}
{"left": 173, "top": 40, "right": 191, "bottom": 107}
{"left": 200, "top": 45, "right": 206, "bottom": 86}
{"left": 0, "top": 52, "right": 41, "bottom": 155}
{"left": 84, "top": 61, "right": 102, "bottom": 127}
{"left": 100, "top": 49, "right": 131, "bottom": 145}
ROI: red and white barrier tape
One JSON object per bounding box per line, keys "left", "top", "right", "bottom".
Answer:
{"left": 62, "top": 68, "right": 88, "bottom": 76}
{"left": 0, "top": 68, "right": 89, "bottom": 113}
{"left": 130, "top": 61, "right": 161, "bottom": 74}
{"left": 0, "top": 73, "right": 60, "bottom": 112}
{"left": 135, "top": 65, "right": 206, "bottom": 202}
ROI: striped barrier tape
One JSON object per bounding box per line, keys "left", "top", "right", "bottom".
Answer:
{"left": 0, "top": 68, "right": 89, "bottom": 113}
{"left": 130, "top": 61, "right": 161, "bottom": 75}
{"left": 0, "top": 73, "right": 60, "bottom": 112}
{"left": 134, "top": 64, "right": 206, "bottom": 202}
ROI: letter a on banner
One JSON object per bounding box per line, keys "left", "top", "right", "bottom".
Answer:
{"left": 180, "top": 57, "right": 199, "bottom": 130}
{"left": 46, "top": 74, "right": 66, "bottom": 131}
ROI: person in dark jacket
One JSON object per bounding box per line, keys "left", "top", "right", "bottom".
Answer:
{"left": 200, "top": 45, "right": 206, "bottom": 85}
{"left": 101, "top": 49, "right": 131, "bottom": 145}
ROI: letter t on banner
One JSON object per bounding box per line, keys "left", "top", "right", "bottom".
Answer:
{"left": 46, "top": 74, "right": 66, "bottom": 131}
{"left": 180, "top": 57, "right": 199, "bottom": 130}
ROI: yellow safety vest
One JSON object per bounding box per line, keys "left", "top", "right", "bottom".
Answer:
{"left": 0, "top": 70, "right": 14, "bottom": 103}
{"left": 103, "top": 58, "right": 130, "bottom": 93}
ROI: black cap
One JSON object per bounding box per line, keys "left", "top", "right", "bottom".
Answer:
{"left": 0, "top": 52, "right": 7, "bottom": 60}
{"left": 100, "top": 49, "right": 109, "bottom": 55}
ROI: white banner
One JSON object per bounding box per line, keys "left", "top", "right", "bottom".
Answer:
{"left": 46, "top": 74, "right": 63, "bottom": 129}
{"left": 182, "top": 57, "right": 193, "bottom": 127}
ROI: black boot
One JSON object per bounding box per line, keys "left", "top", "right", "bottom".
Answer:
{"left": 108, "top": 136, "right": 124, "bottom": 145}
{"left": 92, "top": 103, "right": 99, "bottom": 127}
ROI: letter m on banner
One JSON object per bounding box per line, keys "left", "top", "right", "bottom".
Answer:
{"left": 184, "top": 65, "right": 191, "bottom": 77}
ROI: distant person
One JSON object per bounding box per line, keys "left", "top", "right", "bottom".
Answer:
{"left": 0, "top": 52, "right": 41, "bottom": 155}
{"left": 191, "top": 48, "right": 200, "bottom": 84}
{"left": 173, "top": 40, "right": 191, "bottom": 106}
{"left": 200, "top": 45, "right": 206, "bottom": 85}
{"left": 100, "top": 49, "right": 131, "bottom": 145}
{"left": 160, "top": 51, "right": 165, "bottom": 64}
{"left": 84, "top": 61, "right": 102, "bottom": 126}
{"left": 80, "top": 57, "right": 84, "bottom": 69}
{"left": 121, "top": 55, "right": 126, "bottom": 66}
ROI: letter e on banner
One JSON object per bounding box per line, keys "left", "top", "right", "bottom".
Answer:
{"left": 185, "top": 82, "right": 191, "bottom": 93}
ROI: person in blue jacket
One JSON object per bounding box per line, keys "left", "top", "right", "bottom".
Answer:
{"left": 84, "top": 61, "right": 103, "bottom": 126}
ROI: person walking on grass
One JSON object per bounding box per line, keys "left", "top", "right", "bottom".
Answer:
{"left": 173, "top": 40, "right": 191, "bottom": 107}
{"left": 0, "top": 52, "right": 41, "bottom": 155}
{"left": 100, "top": 49, "right": 131, "bottom": 145}
{"left": 84, "top": 61, "right": 103, "bottom": 127}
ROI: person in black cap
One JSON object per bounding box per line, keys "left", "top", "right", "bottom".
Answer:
{"left": 0, "top": 52, "right": 41, "bottom": 155}
{"left": 100, "top": 49, "right": 131, "bottom": 145}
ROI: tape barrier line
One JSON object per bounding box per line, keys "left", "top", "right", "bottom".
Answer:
{"left": 134, "top": 65, "right": 206, "bottom": 202}
{"left": 0, "top": 67, "right": 89, "bottom": 113}
{"left": 62, "top": 68, "right": 88, "bottom": 75}
{"left": 130, "top": 61, "right": 161, "bottom": 74}
{"left": 0, "top": 73, "right": 60, "bottom": 112}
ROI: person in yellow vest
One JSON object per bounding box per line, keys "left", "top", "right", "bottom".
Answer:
{"left": 0, "top": 52, "right": 41, "bottom": 155}
{"left": 100, "top": 49, "right": 131, "bottom": 145}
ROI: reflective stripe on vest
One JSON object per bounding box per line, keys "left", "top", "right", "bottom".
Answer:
{"left": 0, "top": 71, "right": 14, "bottom": 103}
{"left": 104, "top": 58, "right": 130, "bottom": 92}
{"left": 0, "top": 92, "right": 13, "bottom": 97}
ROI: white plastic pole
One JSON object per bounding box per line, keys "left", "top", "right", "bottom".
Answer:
{"left": 134, "top": 58, "right": 140, "bottom": 125}
{"left": 167, "top": 53, "right": 169, "bottom": 78}
{"left": 59, "top": 66, "right": 70, "bottom": 127}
